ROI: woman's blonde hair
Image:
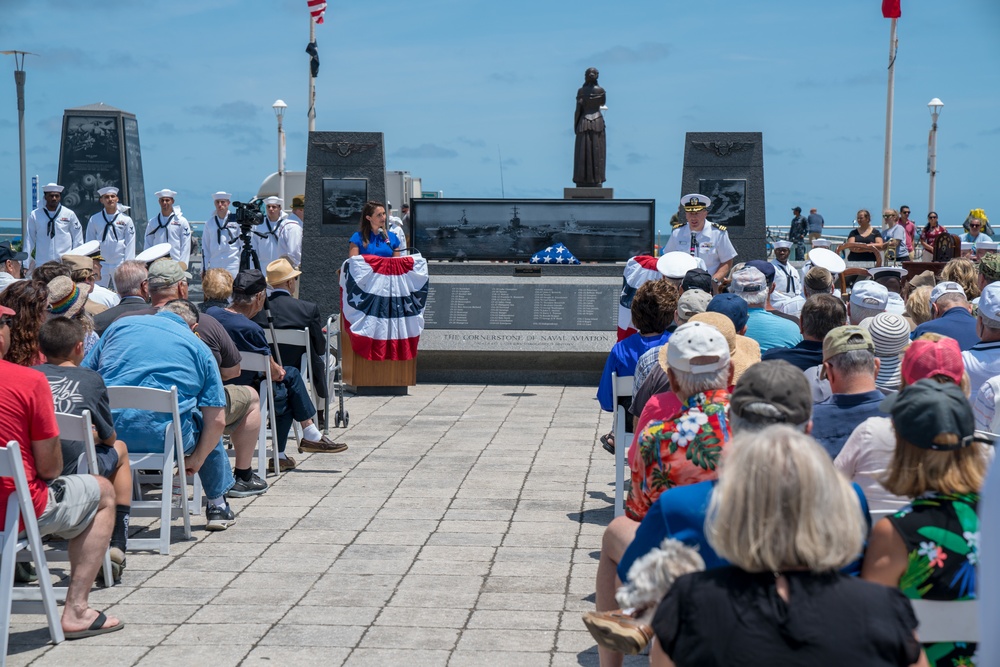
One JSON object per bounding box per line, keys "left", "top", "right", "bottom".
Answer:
{"left": 941, "top": 258, "right": 981, "bottom": 300}
{"left": 882, "top": 438, "right": 988, "bottom": 498}
{"left": 202, "top": 268, "right": 234, "bottom": 302}
{"left": 905, "top": 285, "right": 933, "bottom": 326}
{"left": 706, "top": 425, "right": 864, "bottom": 573}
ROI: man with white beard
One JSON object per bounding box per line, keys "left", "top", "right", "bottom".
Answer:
{"left": 252, "top": 196, "right": 301, "bottom": 269}
{"left": 201, "top": 191, "right": 241, "bottom": 277}
{"left": 145, "top": 188, "right": 192, "bottom": 268}
{"left": 25, "top": 183, "right": 83, "bottom": 272}
{"left": 85, "top": 186, "right": 135, "bottom": 288}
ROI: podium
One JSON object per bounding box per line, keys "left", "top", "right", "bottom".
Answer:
{"left": 341, "top": 318, "right": 416, "bottom": 394}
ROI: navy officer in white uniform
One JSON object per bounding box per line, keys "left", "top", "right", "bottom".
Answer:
{"left": 145, "top": 188, "right": 192, "bottom": 268}
{"left": 201, "top": 191, "right": 241, "bottom": 277}
{"left": 662, "top": 193, "right": 737, "bottom": 288}
{"left": 85, "top": 186, "right": 135, "bottom": 288}
{"left": 25, "top": 182, "right": 83, "bottom": 273}
{"left": 770, "top": 240, "right": 804, "bottom": 297}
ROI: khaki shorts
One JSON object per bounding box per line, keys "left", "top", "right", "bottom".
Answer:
{"left": 224, "top": 384, "right": 256, "bottom": 435}
{"left": 34, "top": 475, "right": 102, "bottom": 540}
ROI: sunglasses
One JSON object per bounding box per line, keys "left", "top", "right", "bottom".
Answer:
{"left": 971, "top": 224, "right": 982, "bottom": 228}
{"left": 929, "top": 215, "right": 938, "bottom": 219}
{"left": 883, "top": 214, "right": 896, "bottom": 219}
{"left": 0, "top": 316, "right": 12, "bottom": 328}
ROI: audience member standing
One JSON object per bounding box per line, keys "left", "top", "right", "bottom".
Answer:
{"left": 806, "top": 207, "right": 825, "bottom": 240}
{"left": 24, "top": 183, "right": 83, "bottom": 272}
{"left": 788, "top": 207, "right": 808, "bottom": 260}
{"left": 881, "top": 209, "right": 910, "bottom": 261}
{"left": 898, "top": 204, "right": 915, "bottom": 254}
{"left": 662, "top": 194, "right": 737, "bottom": 287}
{"left": 920, "top": 211, "right": 947, "bottom": 255}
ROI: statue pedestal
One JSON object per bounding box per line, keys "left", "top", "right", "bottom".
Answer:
{"left": 564, "top": 187, "right": 613, "bottom": 200}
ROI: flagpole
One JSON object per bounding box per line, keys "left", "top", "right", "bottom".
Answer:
{"left": 308, "top": 17, "right": 316, "bottom": 133}
{"left": 882, "top": 17, "right": 897, "bottom": 213}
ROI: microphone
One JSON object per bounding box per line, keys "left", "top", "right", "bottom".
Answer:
{"left": 380, "top": 227, "right": 390, "bottom": 242}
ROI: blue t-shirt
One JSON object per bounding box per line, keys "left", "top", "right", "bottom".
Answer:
{"left": 812, "top": 390, "right": 886, "bottom": 458}
{"left": 761, "top": 339, "right": 824, "bottom": 371}
{"left": 911, "top": 306, "right": 979, "bottom": 350}
{"left": 82, "top": 311, "right": 225, "bottom": 453}
{"left": 205, "top": 306, "right": 271, "bottom": 385}
{"left": 597, "top": 331, "right": 672, "bottom": 411}
{"left": 350, "top": 230, "right": 399, "bottom": 257}
{"left": 744, "top": 308, "right": 802, "bottom": 353}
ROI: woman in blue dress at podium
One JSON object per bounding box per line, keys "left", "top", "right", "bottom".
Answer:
{"left": 349, "top": 201, "right": 401, "bottom": 257}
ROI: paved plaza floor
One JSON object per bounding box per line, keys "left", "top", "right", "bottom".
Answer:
{"left": 7, "top": 384, "right": 651, "bottom": 666}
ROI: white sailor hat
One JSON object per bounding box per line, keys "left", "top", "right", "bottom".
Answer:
{"left": 961, "top": 242, "right": 975, "bottom": 252}
{"left": 977, "top": 241, "right": 999, "bottom": 252}
{"left": 680, "top": 193, "right": 711, "bottom": 212}
{"left": 930, "top": 281, "right": 966, "bottom": 304}
{"left": 212, "top": 191, "right": 232, "bottom": 201}
{"left": 135, "top": 243, "right": 172, "bottom": 265}
{"left": 264, "top": 196, "right": 283, "bottom": 206}
{"left": 41, "top": 183, "right": 64, "bottom": 194}
{"left": 774, "top": 240, "right": 792, "bottom": 250}
{"left": 811, "top": 238, "right": 832, "bottom": 248}
{"left": 868, "top": 266, "right": 908, "bottom": 280}
{"left": 97, "top": 186, "right": 119, "bottom": 197}
{"left": 807, "top": 247, "right": 846, "bottom": 275}
{"left": 155, "top": 189, "right": 178, "bottom": 199}
{"left": 66, "top": 240, "right": 103, "bottom": 261}
{"left": 656, "top": 251, "right": 706, "bottom": 280}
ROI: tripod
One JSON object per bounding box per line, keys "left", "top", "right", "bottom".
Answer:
{"left": 238, "top": 225, "right": 283, "bottom": 368}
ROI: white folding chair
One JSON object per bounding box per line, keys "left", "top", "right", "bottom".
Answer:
{"left": 107, "top": 386, "right": 196, "bottom": 555}
{"left": 911, "top": 599, "right": 979, "bottom": 643}
{"left": 263, "top": 328, "right": 309, "bottom": 449}
{"left": 238, "top": 352, "right": 282, "bottom": 478}
{"left": 611, "top": 372, "right": 636, "bottom": 517}
{"left": 1, "top": 441, "right": 65, "bottom": 658}
{"left": 53, "top": 410, "right": 114, "bottom": 588}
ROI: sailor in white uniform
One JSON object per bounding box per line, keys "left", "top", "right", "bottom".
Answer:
{"left": 145, "top": 189, "right": 192, "bottom": 268}
{"left": 85, "top": 187, "right": 135, "bottom": 288}
{"left": 386, "top": 200, "right": 407, "bottom": 252}
{"left": 201, "top": 191, "right": 241, "bottom": 277}
{"left": 662, "top": 193, "right": 737, "bottom": 286}
{"left": 252, "top": 196, "right": 302, "bottom": 269}
{"left": 770, "top": 240, "right": 804, "bottom": 296}
{"left": 25, "top": 182, "right": 83, "bottom": 272}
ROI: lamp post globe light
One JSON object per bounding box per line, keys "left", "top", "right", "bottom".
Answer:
{"left": 273, "top": 99, "right": 287, "bottom": 209}
{"left": 927, "top": 98, "right": 943, "bottom": 216}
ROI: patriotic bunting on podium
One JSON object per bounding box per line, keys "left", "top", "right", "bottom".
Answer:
{"left": 617, "top": 255, "right": 661, "bottom": 341}
{"left": 340, "top": 254, "right": 429, "bottom": 361}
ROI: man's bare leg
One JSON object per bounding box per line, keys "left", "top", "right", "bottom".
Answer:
{"left": 230, "top": 394, "right": 261, "bottom": 470}
{"left": 596, "top": 515, "right": 640, "bottom": 667}
{"left": 108, "top": 441, "right": 131, "bottom": 507}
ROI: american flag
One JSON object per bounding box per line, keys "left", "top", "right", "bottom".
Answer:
{"left": 308, "top": 0, "right": 326, "bottom": 24}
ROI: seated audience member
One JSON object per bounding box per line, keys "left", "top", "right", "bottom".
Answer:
{"left": 762, "top": 293, "right": 846, "bottom": 371}
{"left": 869, "top": 266, "right": 908, "bottom": 315}
{"left": 46, "top": 275, "right": 98, "bottom": 356}
{"left": 905, "top": 285, "right": 933, "bottom": 328}
{"left": 849, "top": 279, "right": 890, "bottom": 325}
{"left": 35, "top": 316, "right": 131, "bottom": 580}
{"left": 837, "top": 334, "right": 969, "bottom": 515}
{"left": 858, "top": 313, "right": 911, "bottom": 394}
{"left": 597, "top": 279, "right": 677, "bottom": 452}
{"left": 745, "top": 258, "right": 798, "bottom": 323}
{"left": 626, "top": 321, "right": 732, "bottom": 522}
{"left": 962, "top": 282, "right": 1000, "bottom": 397}
{"left": 863, "top": 380, "right": 990, "bottom": 667}
{"left": 773, "top": 265, "right": 837, "bottom": 318}
{"left": 911, "top": 281, "right": 978, "bottom": 350}
{"left": 62, "top": 254, "right": 118, "bottom": 312}
{"left": 200, "top": 267, "right": 233, "bottom": 313}
{"left": 650, "top": 425, "right": 923, "bottom": 667}
{"left": 655, "top": 252, "right": 704, "bottom": 290}
{"left": 811, "top": 325, "right": 886, "bottom": 458}
{"left": 728, "top": 266, "right": 801, "bottom": 352}
{"left": 0, "top": 240, "right": 26, "bottom": 292}
{"left": 93, "top": 260, "right": 150, "bottom": 335}
{"left": 680, "top": 268, "right": 712, "bottom": 296}
{"left": 84, "top": 304, "right": 258, "bottom": 531}
{"left": 979, "top": 251, "right": 1000, "bottom": 293}
{"left": 208, "top": 270, "right": 347, "bottom": 471}
{"left": 0, "top": 279, "right": 48, "bottom": 366}
{"left": 941, "top": 256, "right": 981, "bottom": 301}
{"left": 0, "top": 305, "right": 123, "bottom": 638}
{"left": 27, "top": 260, "right": 71, "bottom": 286}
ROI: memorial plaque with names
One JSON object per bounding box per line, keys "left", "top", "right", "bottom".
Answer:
{"left": 423, "top": 282, "right": 617, "bottom": 331}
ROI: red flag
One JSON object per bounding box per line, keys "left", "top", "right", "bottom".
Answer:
{"left": 882, "top": 0, "right": 901, "bottom": 18}
{"left": 308, "top": 0, "right": 326, "bottom": 24}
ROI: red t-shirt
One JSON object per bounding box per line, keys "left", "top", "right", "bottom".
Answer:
{"left": 0, "top": 361, "right": 60, "bottom": 527}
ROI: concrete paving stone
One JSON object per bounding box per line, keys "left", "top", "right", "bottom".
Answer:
{"left": 503, "top": 532, "right": 579, "bottom": 548}
{"left": 339, "top": 543, "right": 422, "bottom": 560}
{"left": 246, "top": 492, "right": 322, "bottom": 506}
{"left": 134, "top": 644, "right": 251, "bottom": 666}
{"left": 493, "top": 547, "right": 574, "bottom": 563}
{"left": 327, "top": 558, "right": 415, "bottom": 575}
{"left": 556, "top": 629, "right": 599, "bottom": 653}
{"left": 281, "top": 605, "right": 381, "bottom": 626}
{"left": 193, "top": 527, "right": 288, "bottom": 543}
{"left": 163, "top": 621, "right": 272, "bottom": 645}
{"left": 506, "top": 509, "right": 580, "bottom": 523}
{"left": 118, "top": 585, "right": 220, "bottom": 606}
{"left": 449, "top": 651, "right": 553, "bottom": 667}
{"left": 372, "top": 507, "right": 447, "bottom": 521}
{"left": 314, "top": 494, "right": 386, "bottom": 509}
{"left": 572, "top": 549, "right": 602, "bottom": 563}
{"left": 476, "top": 592, "right": 568, "bottom": 611}
{"left": 484, "top": 575, "right": 569, "bottom": 594}
{"left": 30, "top": 644, "right": 148, "bottom": 666}
{"left": 226, "top": 571, "right": 320, "bottom": 591}
{"left": 242, "top": 646, "right": 352, "bottom": 665}
{"left": 455, "top": 487, "right": 526, "bottom": 500}
{"left": 300, "top": 587, "right": 395, "bottom": 608}
{"left": 113, "top": 552, "right": 177, "bottom": 571}
{"left": 212, "top": 585, "right": 308, "bottom": 606}
{"left": 373, "top": 605, "right": 469, "bottom": 628}
{"left": 489, "top": 560, "right": 570, "bottom": 579}
{"left": 141, "top": 568, "right": 238, "bottom": 589}
{"left": 392, "top": 486, "right": 463, "bottom": 498}
{"left": 395, "top": 574, "right": 484, "bottom": 592}
{"left": 449, "top": 499, "right": 519, "bottom": 512}
{"left": 244, "top": 556, "right": 333, "bottom": 574}
{"left": 297, "top": 515, "right": 373, "bottom": 531}
{"left": 418, "top": 545, "right": 497, "bottom": 562}
{"left": 466, "top": 609, "right": 561, "bottom": 630}
{"left": 388, "top": 587, "right": 481, "bottom": 609}
{"left": 408, "top": 559, "right": 492, "bottom": 577}
{"left": 224, "top": 515, "right": 301, "bottom": 530}
{"left": 263, "top": 541, "right": 346, "bottom": 561}
{"left": 360, "top": 518, "right": 441, "bottom": 533}
{"left": 276, "top": 529, "right": 360, "bottom": 545}
{"left": 187, "top": 602, "right": 295, "bottom": 624}
{"left": 103, "top": 602, "right": 201, "bottom": 625}
{"left": 258, "top": 623, "right": 367, "bottom": 647}
{"left": 426, "top": 532, "right": 504, "bottom": 547}
{"left": 313, "top": 573, "right": 403, "bottom": 592}
{"left": 183, "top": 541, "right": 271, "bottom": 558}
{"left": 232, "top": 504, "right": 312, "bottom": 519}
{"left": 436, "top": 519, "right": 510, "bottom": 533}
{"left": 4, "top": 625, "right": 61, "bottom": 648}
{"left": 442, "top": 509, "right": 514, "bottom": 522}
{"left": 1, "top": 645, "right": 51, "bottom": 667}
{"left": 457, "top": 628, "right": 555, "bottom": 652}
{"left": 382, "top": 495, "right": 454, "bottom": 509}
{"left": 563, "top": 594, "right": 598, "bottom": 612}
{"left": 352, "top": 530, "right": 432, "bottom": 546}
{"left": 344, "top": 648, "right": 451, "bottom": 667}
{"left": 163, "top": 554, "right": 257, "bottom": 572}
{"left": 360, "top": 624, "right": 460, "bottom": 650}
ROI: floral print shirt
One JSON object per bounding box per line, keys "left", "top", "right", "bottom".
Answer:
{"left": 888, "top": 492, "right": 979, "bottom": 667}
{"left": 625, "top": 389, "right": 730, "bottom": 521}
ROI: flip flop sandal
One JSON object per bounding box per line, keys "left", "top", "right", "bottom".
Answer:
{"left": 600, "top": 433, "right": 615, "bottom": 455}
{"left": 64, "top": 611, "right": 125, "bottom": 640}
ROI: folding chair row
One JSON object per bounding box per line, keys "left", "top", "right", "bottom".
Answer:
{"left": 237, "top": 351, "right": 282, "bottom": 479}
{"left": 611, "top": 371, "right": 635, "bottom": 518}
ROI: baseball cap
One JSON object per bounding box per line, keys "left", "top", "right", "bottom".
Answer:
{"left": 745, "top": 260, "right": 775, "bottom": 286}
{"left": 0, "top": 305, "right": 15, "bottom": 318}
{"left": 676, "top": 289, "right": 712, "bottom": 323}
{"left": 804, "top": 267, "right": 834, "bottom": 292}
{"left": 881, "top": 379, "right": 986, "bottom": 451}
{"left": 730, "top": 266, "right": 767, "bottom": 294}
{"left": 980, "top": 283, "right": 1000, "bottom": 322}
{"left": 147, "top": 258, "right": 192, "bottom": 289}
{"left": 930, "top": 281, "right": 965, "bottom": 304}
{"left": 233, "top": 269, "right": 267, "bottom": 296}
{"left": 707, "top": 293, "right": 749, "bottom": 331}
{"left": 850, "top": 280, "right": 889, "bottom": 310}
{"left": 730, "top": 360, "right": 812, "bottom": 426}
{"left": 901, "top": 335, "right": 964, "bottom": 385}
{"left": 823, "top": 325, "right": 874, "bottom": 362}
{"left": 980, "top": 252, "right": 1000, "bottom": 282}
{"left": 681, "top": 268, "right": 713, "bottom": 294}
{"left": 680, "top": 193, "right": 711, "bottom": 212}
{"left": 665, "top": 321, "right": 731, "bottom": 373}
{"left": 656, "top": 251, "right": 703, "bottom": 280}
{"left": 0, "top": 241, "right": 28, "bottom": 263}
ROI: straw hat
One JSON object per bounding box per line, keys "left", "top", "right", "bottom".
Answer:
{"left": 265, "top": 257, "right": 302, "bottom": 285}
{"left": 47, "top": 276, "right": 90, "bottom": 318}
{"left": 658, "top": 311, "right": 760, "bottom": 383}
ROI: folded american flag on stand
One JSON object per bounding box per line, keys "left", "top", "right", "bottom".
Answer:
{"left": 618, "top": 255, "right": 661, "bottom": 341}
{"left": 340, "top": 254, "right": 429, "bottom": 361}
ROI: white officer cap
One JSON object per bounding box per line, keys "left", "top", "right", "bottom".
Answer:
{"left": 807, "top": 248, "right": 846, "bottom": 275}
{"left": 212, "top": 191, "right": 232, "bottom": 201}
{"left": 977, "top": 241, "right": 999, "bottom": 252}
{"left": 868, "top": 266, "right": 908, "bottom": 280}
{"left": 811, "top": 238, "right": 832, "bottom": 248}
{"left": 264, "top": 196, "right": 283, "bottom": 206}
{"left": 680, "top": 193, "right": 711, "bottom": 212}
{"left": 135, "top": 243, "right": 172, "bottom": 264}
{"left": 930, "top": 281, "right": 966, "bottom": 304}
{"left": 42, "top": 183, "right": 64, "bottom": 194}
{"left": 656, "top": 251, "right": 706, "bottom": 280}
{"left": 774, "top": 240, "right": 792, "bottom": 249}
{"left": 97, "top": 186, "right": 119, "bottom": 197}
{"left": 67, "top": 240, "right": 102, "bottom": 258}
{"left": 155, "top": 189, "right": 178, "bottom": 199}
{"left": 850, "top": 280, "right": 889, "bottom": 310}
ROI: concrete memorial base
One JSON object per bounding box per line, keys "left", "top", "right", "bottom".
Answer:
{"left": 563, "top": 187, "right": 614, "bottom": 200}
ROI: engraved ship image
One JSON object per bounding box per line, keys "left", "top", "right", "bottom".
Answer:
{"left": 454, "top": 209, "right": 501, "bottom": 238}
{"left": 504, "top": 206, "right": 555, "bottom": 254}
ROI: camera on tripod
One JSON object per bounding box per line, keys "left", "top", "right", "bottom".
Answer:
{"left": 231, "top": 199, "right": 264, "bottom": 230}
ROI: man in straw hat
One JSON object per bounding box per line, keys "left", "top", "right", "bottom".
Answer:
{"left": 25, "top": 182, "right": 83, "bottom": 272}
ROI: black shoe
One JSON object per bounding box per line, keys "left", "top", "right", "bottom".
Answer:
{"left": 205, "top": 503, "right": 236, "bottom": 531}
{"left": 226, "top": 473, "right": 268, "bottom": 498}
{"left": 14, "top": 561, "right": 37, "bottom": 583}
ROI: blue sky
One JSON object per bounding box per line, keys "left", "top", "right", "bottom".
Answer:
{"left": 1, "top": 0, "right": 998, "bottom": 239}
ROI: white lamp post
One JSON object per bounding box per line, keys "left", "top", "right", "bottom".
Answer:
{"left": 927, "top": 98, "right": 943, "bottom": 216}
{"left": 2, "top": 50, "right": 35, "bottom": 242}
{"left": 272, "top": 99, "right": 287, "bottom": 208}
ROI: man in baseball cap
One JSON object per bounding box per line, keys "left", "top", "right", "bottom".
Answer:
{"left": 963, "top": 282, "right": 1000, "bottom": 397}
{"left": 729, "top": 266, "right": 802, "bottom": 352}
{"left": 0, "top": 240, "right": 27, "bottom": 291}
{"left": 848, "top": 280, "right": 889, "bottom": 325}
{"left": 661, "top": 193, "right": 737, "bottom": 284}
{"left": 912, "top": 281, "right": 977, "bottom": 350}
